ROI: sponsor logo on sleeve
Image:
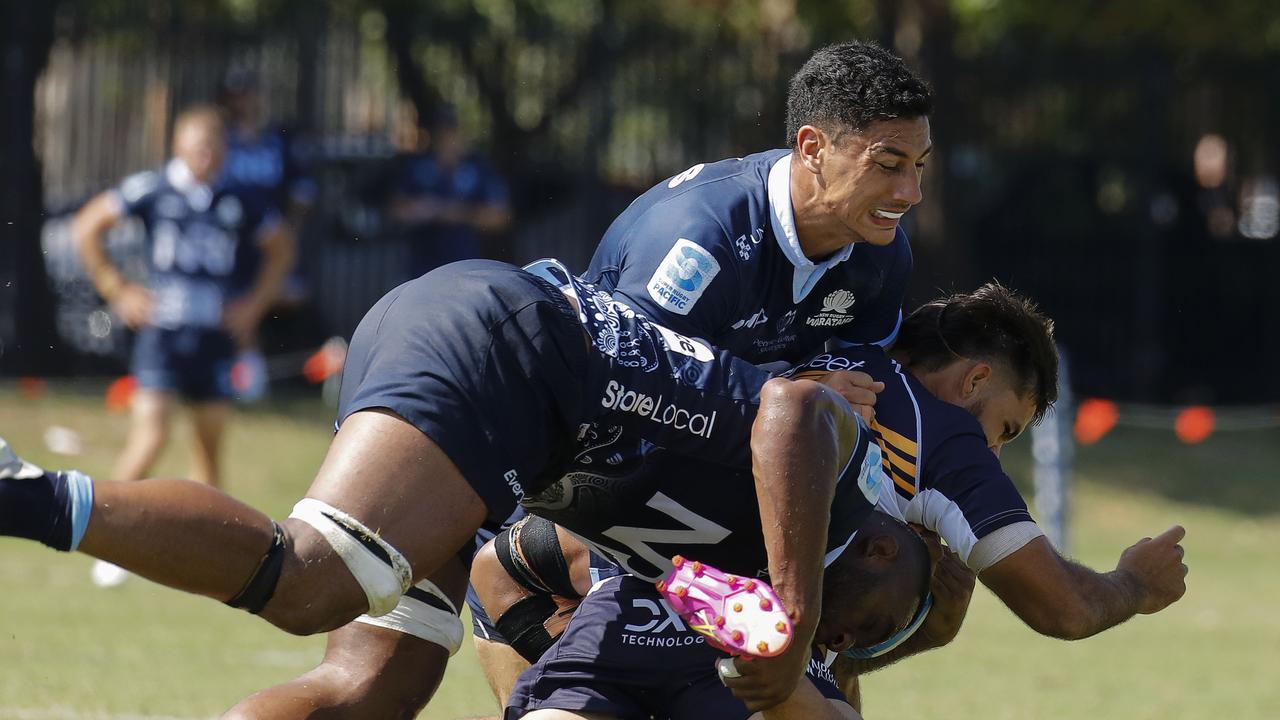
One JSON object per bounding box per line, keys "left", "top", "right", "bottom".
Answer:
{"left": 805, "top": 289, "right": 858, "bottom": 327}
{"left": 646, "top": 239, "right": 721, "bottom": 316}
{"left": 731, "top": 308, "right": 769, "bottom": 330}
{"left": 600, "top": 380, "right": 717, "bottom": 439}
{"left": 734, "top": 227, "right": 766, "bottom": 261}
{"left": 653, "top": 324, "right": 715, "bottom": 362}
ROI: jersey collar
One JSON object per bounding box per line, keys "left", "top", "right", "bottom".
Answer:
{"left": 767, "top": 153, "right": 855, "bottom": 303}
{"left": 165, "top": 158, "right": 215, "bottom": 212}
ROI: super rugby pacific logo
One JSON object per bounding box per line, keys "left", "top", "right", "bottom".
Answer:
{"left": 646, "top": 239, "right": 721, "bottom": 316}
{"left": 600, "top": 380, "right": 717, "bottom": 439}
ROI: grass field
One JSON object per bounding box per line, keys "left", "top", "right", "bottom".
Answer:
{"left": 1, "top": 383, "right": 1277, "bottom": 719}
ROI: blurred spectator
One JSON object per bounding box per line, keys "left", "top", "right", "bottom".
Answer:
{"left": 1194, "top": 133, "right": 1236, "bottom": 240}
{"left": 218, "top": 67, "right": 320, "bottom": 397}
{"left": 70, "top": 106, "right": 294, "bottom": 586}
{"left": 385, "top": 106, "right": 511, "bottom": 278}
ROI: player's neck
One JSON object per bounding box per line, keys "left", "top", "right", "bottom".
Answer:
{"left": 790, "top": 169, "right": 862, "bottom": 260}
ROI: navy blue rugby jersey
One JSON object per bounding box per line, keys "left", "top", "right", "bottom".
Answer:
{"left": 223, "top": 125, "right": 317, "bottom": 213}
{"left": 111, "top": 159, "right": 280, "bottom": 330}
{"left": 788, "top": 346, "right": 1043, "bottom": 572}
{"left": 523, "top": 407, "right": 885, "bottom": 582}
{"left": 585, "top": 149, "right": 912, "bottom": 364}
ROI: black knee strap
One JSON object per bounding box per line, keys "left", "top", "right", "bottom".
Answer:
{"left": 493, "top": 593, "right": 560, "bottom": 663}
{"left": 495, "top": 515, "right": 580, "bottom": 599}
{"left": 226, "top": 521, "right": 286, "bottom": 614}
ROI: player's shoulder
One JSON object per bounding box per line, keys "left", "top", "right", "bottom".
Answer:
{"left": 785, "top": 343, "right": 895, "bottom": 381}
{"left": 117, "top": 168, "right": 166, "bottom": 204}
{"left": 611, "top": 149, "right": 786, "bottom": 237}
{"left": 903, "top": 373, "right": 989, "bottom": 453}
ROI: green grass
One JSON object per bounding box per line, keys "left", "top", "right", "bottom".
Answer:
{"left": 1, "top": 384, "right": 1277, "bottom": 719}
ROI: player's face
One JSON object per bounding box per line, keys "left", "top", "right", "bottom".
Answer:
{"left": 968, "top": 378, "right": 1037, "bottom": 458}
{"left": 821, "top": 116, "right": 932, "bottom": 247}
{"left": 816, "top": 575, "right": 920, "bottom": 653}
{"left": 173, "top": 121, "right": 226, "bottom": 184}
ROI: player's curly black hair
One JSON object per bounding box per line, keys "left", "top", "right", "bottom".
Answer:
{"left": 893, "top": 282, "right": 1059, "bottom": 424}
{"left": 785, "top": 40, "right": 933, "bottom": 147}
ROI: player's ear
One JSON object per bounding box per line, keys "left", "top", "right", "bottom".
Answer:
{"left": 962, "top": 361, "right": 992, "bottom": 400}
{"left": 862, "top": 533, "right": 900, "bottom": 566}
{"left": 794, "top": 125, "right": 827, "bottom": 173}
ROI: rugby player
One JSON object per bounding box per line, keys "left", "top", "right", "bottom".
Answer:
{"left": 470, "top": 284, "right": 1189, "bottom": 710}
{"left": 0, "top": 259, "right": 874, "bottom": 713}
{"left": 506, "top": 512, "right": 932, "bottom": 720}
{"left": 224, "top": 39, "right": 937, "bottom": 719}
{"left": 70, "top": 105, "right": 295, "bottom": 585}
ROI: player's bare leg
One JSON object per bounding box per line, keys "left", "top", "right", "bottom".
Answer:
{"left": 91, "top": 388, "right": 174, "bottom": 586}
{"left": 4, "top": 408, "right": 487, "bottom": 637}
{"left": 112, "top": 389, "right": 173, "bottom": 482}
{"left": 223, "top": 556, "right": 470, "bottom": 720}
{"left": 475, "top": 637, "right": 531, "bottom": 707}
{"left": 188, "top": 400, "right": 231, "bottom": 489}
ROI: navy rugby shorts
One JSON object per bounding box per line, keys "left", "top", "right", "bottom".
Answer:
{"left": 504, "top": 575, "right": 845, "bottom": 720}
{"left": 336, "top": 260, "right": 589, "bottom": 522}
{"left": 131, "top": 327, "right": 236, "bottom": 402}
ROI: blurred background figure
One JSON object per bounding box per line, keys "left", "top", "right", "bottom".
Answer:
{"left": 69, "top": 106, "right": 294, "bottom": 586}
{"left": 218, "top": 67, "right": 318, "bottom": 400}
{"left": 384, "top": 105, "right": 511, "bottom": 279}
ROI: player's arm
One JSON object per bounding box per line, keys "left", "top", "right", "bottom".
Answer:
{"left": 223, "top": 218, "right": 296, "bottom": 347}
{"left": 980, "top": 528, "right": 1188, "bottom": 640}
{"left": 748, "top": 679, "right": 861, "bottom": 720}
{"left": 726, "top": 378, "right": 861, "bottom": 711}
{"left": 71, "top": 191, "right": 150, "bottom": 329}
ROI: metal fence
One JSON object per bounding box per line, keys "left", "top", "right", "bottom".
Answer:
{"left": 25, "top": 8, "right": 1280, "bottom": 403}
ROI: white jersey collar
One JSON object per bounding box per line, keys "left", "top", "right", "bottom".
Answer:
{"left": 767, "top": 153, "right": 855, "bottom": 303}
{"left": 165, "top": 158, "right": 214, "bottom": 212}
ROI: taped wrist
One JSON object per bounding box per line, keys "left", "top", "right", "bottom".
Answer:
{"left": 288, "top": 498, "right": 413, "bottom": 616}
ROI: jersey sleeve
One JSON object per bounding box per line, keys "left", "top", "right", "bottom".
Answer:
{"left": 110, "top": 170, "right": 163, "bottom": 218}
{"left": 907, "top": 415, "right": 1041, "bottom": 572}
{"left": 834, "top": 227, "right": 912, "bottom": 347}
{"left": 531, "top": 260, "right": 768, "bottom": 469}
{"left": 589, "top": 197, "right": 741, "bottom": 339}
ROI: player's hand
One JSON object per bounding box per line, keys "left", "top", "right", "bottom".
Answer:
{"left": 919, "top": 546, "right": 976, "bottom": 647}
{"left": 1116, "top": 525, "right": 1188, "bottom": 614}
{"left": 811, "top": 370, "right": 884, "bottom": 424}
{"left": 109, "top": 283, "right": 153, "bottom": 329}
{"left": 720, "top": 629, "right": 812, "bottom": 712}
{"left": 222, "top": 298, "right": 264, "bottom": 349}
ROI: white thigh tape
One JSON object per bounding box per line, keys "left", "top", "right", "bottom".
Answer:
{"left": 289, "top": 498, "right": 413, "bottom": 617}
{"left": 354, "top": 579, "right": 464, "bottom": 655}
